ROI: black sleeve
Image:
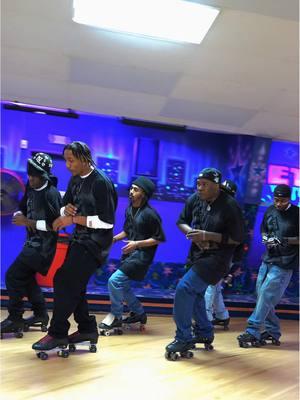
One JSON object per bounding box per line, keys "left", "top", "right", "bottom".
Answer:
{"left": 177, "top": 195, "right": 194, "bottom": 226}
{"left": 92, "top": 176, "right": 117, "bottom": 224}
{"left": 18, "top": 185, "right": 29, "bottom": 216}
{"left": 62, "top": 179, "right": 74, "bottom": 207}
{"left": 227, "top": 204, "right": 244, "bottom": 243}
{"left": 123, "top": 209, "right": 130, "bottom": 235}
{"left": 147, "top": 210, "right": 166, "bottom": 242}
{"left": 260, "top": 210, "right": 269, "bottom": 235}
{"left": 45, "top": 187, "right": 63, "bottom": 226}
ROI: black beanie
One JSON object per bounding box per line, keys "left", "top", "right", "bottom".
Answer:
{"left": 198, "top": 168, "right": 222, "bottom": 184}
{"left": 132, "top": 176, "right": 155, "bottom": 198}
{"left": 274, "top": 184, "right": 291, "bottom": 198}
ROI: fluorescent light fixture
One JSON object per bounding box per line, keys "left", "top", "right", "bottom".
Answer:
{"left": 3, "top": 101, "right": 79, "bottom": 119}
{"left": 73, "top": 0, "right": 220, "bottom": 44}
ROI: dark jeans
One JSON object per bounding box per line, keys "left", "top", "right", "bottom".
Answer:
{"left": 48, "top": 242, "right": 99, "bottom": 338}
{"left": 5, "top": 256, "right": 47, "bottom": 320}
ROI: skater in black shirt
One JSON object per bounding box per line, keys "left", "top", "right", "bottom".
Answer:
{"left": 165, "top": 168, "right": 244, "bottom": 360}
{"left": 205, "top": 179, "right": 244, "bottom": 330}
{"left": 237, "top": 184, "right": 299, "bottom": 348}
{"left": 32, "top": 142, "right": 117, "bottom": 355}
{"left": 1, "top": 153, "right": 61, "bottom": 338}
{"left": 99, "top": 176, "right": 165, "bottom": 334}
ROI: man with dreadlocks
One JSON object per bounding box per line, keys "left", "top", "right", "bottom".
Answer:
{"left": 32, "top": 141, "right": 118, "bottom": 356}
{"left": 99, "top": 176, "right": 165, "bottom": 335}
{"left": 1, "top": 153, "right": 61, "bottom": 338}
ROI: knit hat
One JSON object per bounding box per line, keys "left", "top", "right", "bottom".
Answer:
{"left": 274, "top": 184, "right": 291, "bottom": 198}
{"left": 132, "top": 176, "right": 155, "bottom": 198}
{"left": 198, "top": 168, "right": 222, "bottom": 184}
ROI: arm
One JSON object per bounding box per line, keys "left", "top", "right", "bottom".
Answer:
{"left": 113, "top": 230, "right": 127, "bottom": 243}
{"left": 186, "top": 230, "right": 240, "bottom": 245}
{"left": 122, "top": 238, "right": 161, "bottom": 254}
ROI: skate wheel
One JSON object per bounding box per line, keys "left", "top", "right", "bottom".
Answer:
{"left": 15, "top": 332, "right": 23, "bottom": 339}
{"left": 69, "top": 344, "right": 76, "bottom": 352}
{"left": 39, "top": 352, "right": 48, "bottom": 360}
{"left": 0, "top": 334, "right": 3, "bottom": 340}
{"left": 41, "top": 325, "right": 48, "bottom": 333}
{"left": 104, "top": 331, "right": 111, "bottom": 336}
{"left": 205, "top": 344, "right": 214, "bottom": 351}
{"left": 23, "top": 325, "right": 30, "bottom": 332}
{"left": 116, "top": 329, "right": 123, "bottom": 335}
{"left": 57, "top": 349, "right": 69, "bottom": 358}
{"left": 90, "top": 344, "right": 97, "bottom": 353}
{"left": 180, "top": 350, "right": 194, "bottom": 359}
{"left": 224, "top": 326, "right": 229, "bottom": 331}
{"left": 165, "top": 351, "right": 178, "bottom": 361}
{"left": 139, "top": 324, "right": 146, "bottom": 332}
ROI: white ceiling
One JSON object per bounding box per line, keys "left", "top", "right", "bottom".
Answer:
{"left": 1, "top": 0, "right": 299, "bottom": 142}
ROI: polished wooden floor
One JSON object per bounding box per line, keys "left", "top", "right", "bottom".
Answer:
{"left": 0, "top": 310, "right": 299, "bottom": 400}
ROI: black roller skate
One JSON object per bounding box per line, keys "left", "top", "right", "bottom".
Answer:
{"left": 192, "top": 334, "right": 214, "bottom": 351}
{"left": 212, "top": 317, "right": 230, "bottom": 331}
{"left": 23, "top": 313, "right": 49, "bottom": 333}
{"left": 260, "top": 331, "right": 281, "bottom": 346}
{"left": 0, "top": 318, "right": 24, "bottom": 339}
{"left": 165, "top": 339, "right": 194, "bottom": 361}
{"left": 237, "top": 332, "right": 262, "bottom": 348}
{"left": 68, "top": 330, "right": 99, "bottom": 353}
{"left": 122, "top": 312, "right": 147, "bottom": 332}
{"left": 32, "top": 334, "right": 69, "bottom": 360}
{"left": 98, "top": 313, "right": 123, "bottom": 336}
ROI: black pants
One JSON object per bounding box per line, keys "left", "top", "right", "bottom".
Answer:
{"left": 5, "top": 255, "right": 47, "bottom": 320}
{"left": 48, "top": 242, "right": 99, "bottom": 338}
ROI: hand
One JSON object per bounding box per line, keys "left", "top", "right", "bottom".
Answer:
{"left": 195, "top": 241, "right": 210, "bottom": 250}
{"left": 64, "top": 204, "right": 77, "bottom": 217}
{"left": 264, "top": 236, "right": 282, "bottom": 248}
{"left": 12, "top": 215, "right": 36, "bottom": 233}
{"left": 121, "top": 240, "right": 138, "bottom": 254}
{"left": 186, "top": 229, "right": 206, "bottom": 242}
{"left": 53, "top": 216, "right": 73, "bottom": 231}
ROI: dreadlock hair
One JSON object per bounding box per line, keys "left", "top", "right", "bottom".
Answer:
{"left": 63, "top": 141, "right": 96, "bottom": 167}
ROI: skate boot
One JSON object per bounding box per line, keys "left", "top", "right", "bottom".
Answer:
{"left": 165, "top": 339, "right": 194, "bottom": 361}
{"left": 98, "top": 313, "right": 123, "bottom": 336}
{"left": 260, "top": 331, "right": 281, "bottom": 346}
{"left": 0, "top": 318, "right": 24, "bottom": 339}
{"left": 23, "top": 313, "right": 49, "bottom": 333}
{"left": 32, "top": 334, "right": 69, "bottom": 360}
{"left": 68, "top": 330, "right": 99, "bottom": 353}
{"left": 122, "top": 312, "right": 147, "bottom": 332}
{"left": 192, "top": 334, "right": 214, "bottom": 351}
{"left": 212, "top": 317, "right": 230, "bottom": 331}
{"left": 237, "top": 332, "right": 262, "bottom": 348}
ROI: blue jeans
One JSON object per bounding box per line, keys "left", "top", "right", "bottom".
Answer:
{"left": 205, "top": 281, "right": 229, "bottom": 321}
{"left": 173, "top": 268, "right": 213, "bottom": 342}
{"left": 108, "top": 269, "right": 144, "bottom": 318}
{"left": 246, "top": 262, "right": 293, "bottom": 340}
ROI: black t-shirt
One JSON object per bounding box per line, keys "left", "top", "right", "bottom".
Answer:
{"left": 261, "top": 204, "right": 299, "bottom": 270}
{"left": 63, "top": 169, "right": 118, "bottom": 262}
{"left": 18, "top": 182, "right": 62, "bottom": 274}
{"left": 177, "top": 191, "right": 244, "bottom": 285}
{"left": 119, "top": 203, "right": 166, "bottom": 281}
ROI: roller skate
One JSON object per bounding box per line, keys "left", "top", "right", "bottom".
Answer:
{"left": 32, "top": 334, "right": 69, "bottom": 360}
{"left": 68, "top": 330, "right": 99, "bottom": 353}
{"left": 0, "top": 318, "right": 24, "bottom": 339}
{"left": 237, "top": 332, "right": 262, "bottom": 348}
{"left": 23, "top": 313, "right": 49, "bottom": 333}
{"left": 260, "top": 331, "right": 281, "bottom": 346}
{"left": 212, "top": 317, "right": 230, "bottom": 331}
{"left": 122, "top": 312, "right": 147, "bottom": 332}
{"left": 192, "top": 334, "right": 214, "bottom": 351}
{"left": 165, "top": 339, "right": 194, "bottom": 361}
{"left": 98, "top": 313, "right": 123, "bottom": 336}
